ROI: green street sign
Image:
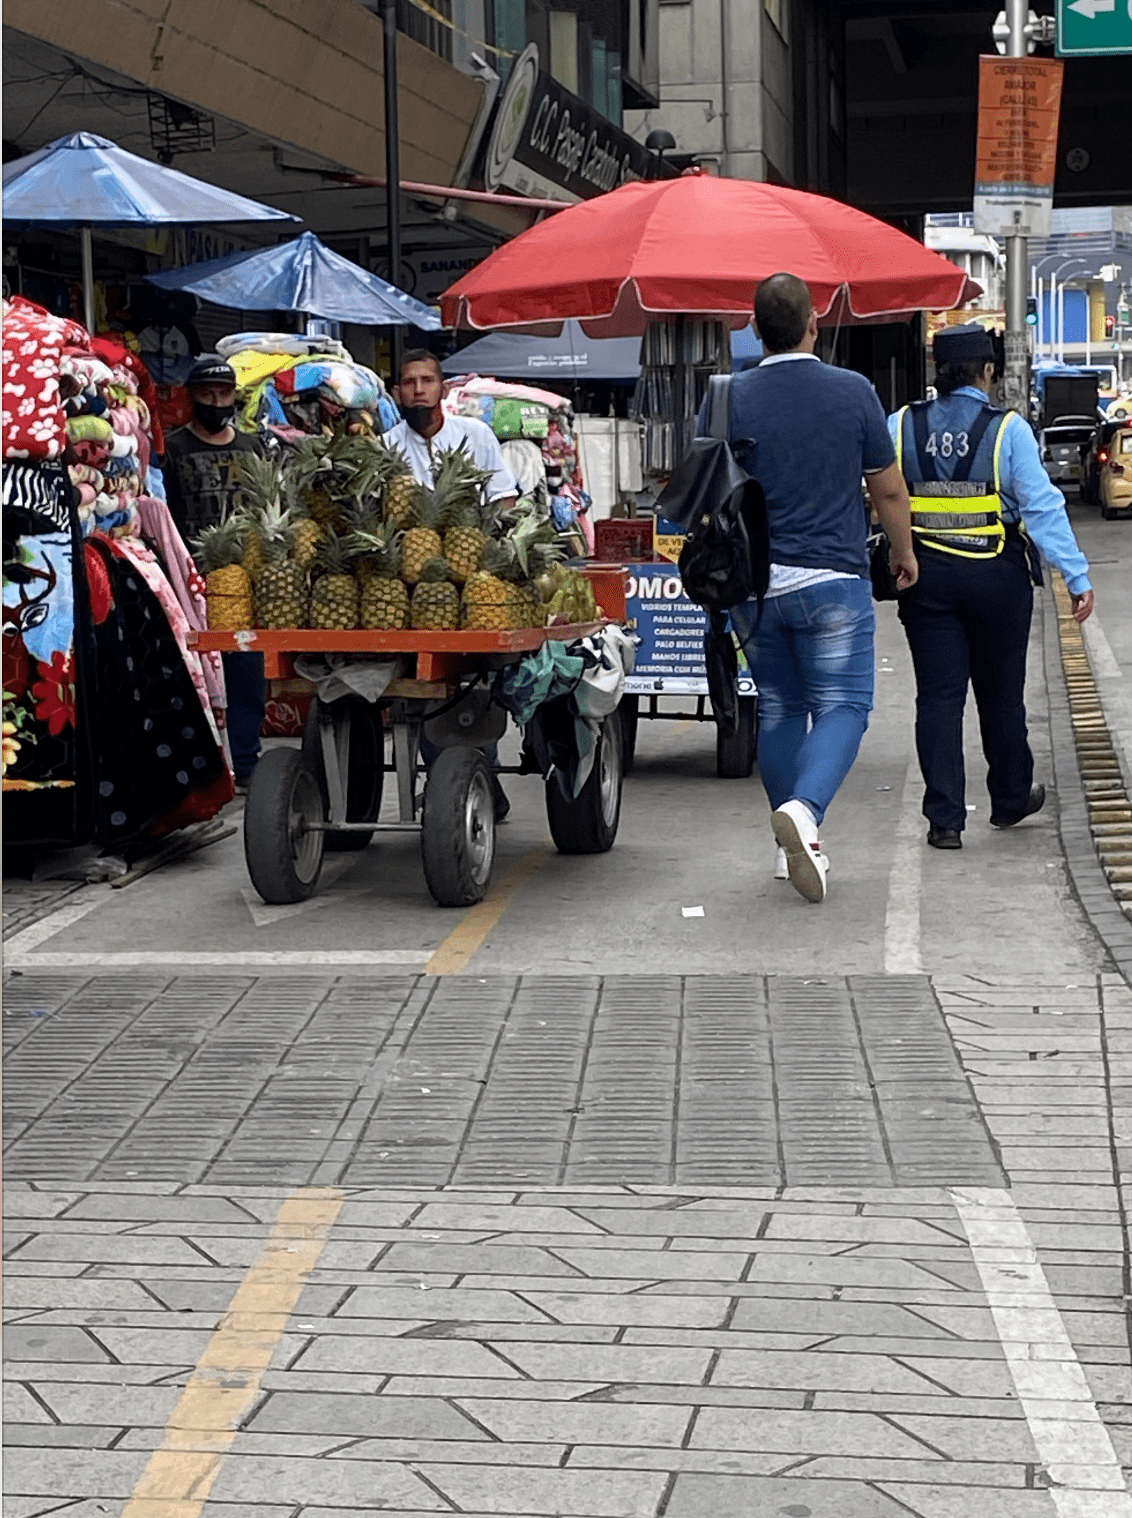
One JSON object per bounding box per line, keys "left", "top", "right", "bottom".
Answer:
{"left": 1057, "top": 0, "right": 1132, "bottom": 56}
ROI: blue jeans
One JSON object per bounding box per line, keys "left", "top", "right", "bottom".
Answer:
{"left": 732, "top": 577, "right": 875, "bottom": 826}
{"left": 221, "top": 651, "right": 265, "bottom": 783}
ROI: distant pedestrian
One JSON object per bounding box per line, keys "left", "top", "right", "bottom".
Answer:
{"left": 162, "top": 356, "right": 265, "bottom": 792}
{"left": 891, "top": 323, "right": 1093, "bottom": 849}
{"left": 721, "top": 273, "right": 918, "bottom": 903}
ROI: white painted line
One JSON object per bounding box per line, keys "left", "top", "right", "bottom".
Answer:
{"left": 3, "top": 950, "right": 432, "bottom": 969}
{"left": 951, "top": 1187, "right": 1132, "bottom": 1514}
{"left": 1083, "top": 613, "right": 1123, "bottom": 681}
{"left": 884, "top": 758, "right": 924, "bottom": 974}
{"left": 3, "top": 895, "right": 103, "bottom": 959}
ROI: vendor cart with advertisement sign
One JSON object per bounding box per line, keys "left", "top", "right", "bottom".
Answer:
{"left": 619, "top": 558, "right": 757, "bottom": 781}
{"left": 191, "top": 566, "right": 628, "bottom": 909}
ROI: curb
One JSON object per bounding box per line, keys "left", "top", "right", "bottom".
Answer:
{"left": 1043, "top": 574, "right": 1132, "bottom": 975}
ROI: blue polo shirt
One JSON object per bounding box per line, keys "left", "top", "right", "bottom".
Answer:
{"left": 721, "top": 353, "right": 895, "bottom": 578}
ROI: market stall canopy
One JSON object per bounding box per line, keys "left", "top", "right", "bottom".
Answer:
{"left": 2, "top": 132, "right": 299, "bottom": 226}
{"left": 443, "top": 319, "right": 763, "bottom": 381}
{"left": 148, "top": 230, "right": 440, "bottom": 330}
{"left": 441, "top": 173, "right": 983, "bottom": 336}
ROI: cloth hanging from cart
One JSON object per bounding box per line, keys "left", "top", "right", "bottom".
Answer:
{"left": 292, "top": 653, "right": 405, "bottom": 705}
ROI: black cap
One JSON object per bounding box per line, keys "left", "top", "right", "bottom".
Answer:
{"left": 186, "top": 355, "right": 237, "bottom": 388}
{"left": 933, "top": 324, "right": 995, "bottom": 365}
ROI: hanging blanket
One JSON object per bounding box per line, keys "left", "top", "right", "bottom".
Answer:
{"left": 2, "top": 298, "right": 88, "bottom": 462}
{"left": 84, "top": 536, "right": 232, "bottom": 843}
{"left": 2, "top": 459, "right": 96, "bottom": 846}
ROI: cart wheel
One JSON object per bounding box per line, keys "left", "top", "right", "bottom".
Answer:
{"left": 302, "top": 698, "right": 384, "bottom": 851}
{"left": 547, "top": 710, "right": 623, "bottom": 854}
{"left": 716, "top": 696, "right": 757, "bottom": 779}
{"left": 1102, "top": 505, "right": 1117, "bottom": 521}
{"left": 421, "top": 746, "right": 496, "bottom": 907}
{"left": 618, "top": 695, "right": 639, "bottom": 776}
{"left": 243, "top": 747, "right": 325, "bottom": 904}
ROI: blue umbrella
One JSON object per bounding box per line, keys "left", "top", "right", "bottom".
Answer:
{"left": 3, "top": 132, "right": 299, "bottom": 331}
{"left": 148, "top": 230, "right": 440, "bottom": 330}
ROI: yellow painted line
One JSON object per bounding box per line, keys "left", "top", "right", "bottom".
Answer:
{"left": 121, "top": 1187, "right": 343, "bottom": 1517}
{"left": 426, "top": 843, "right": 553, "bottom": 975}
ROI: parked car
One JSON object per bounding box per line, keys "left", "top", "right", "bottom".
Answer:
{"left": 1041, "top": 413, "right": 1098, "bottom": 485}
{"left": 1080, "top": 419, "right": 1132, "bottom": 504}
{"left": 1109, "top": 394, "right": 1132, "bottom": 421}
{"left": 1098, "top": 422, "right": 1132, "bottom": 520}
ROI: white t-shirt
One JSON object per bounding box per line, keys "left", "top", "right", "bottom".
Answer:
{"left": 382, "top": 415, "right": 517, "bottom": 503}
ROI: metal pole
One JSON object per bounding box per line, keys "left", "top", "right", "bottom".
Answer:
{"left": 383, "top": 0, "right": 404, "bottom": 382}
{"left": 1037, "top": 276, "right": 1044, "bottom": 356}
{"left": 1003, "top": 0, "right": 1029, "bottom": 415}
{"left": 80, "top": 225, "right": 95, "bottom": 334}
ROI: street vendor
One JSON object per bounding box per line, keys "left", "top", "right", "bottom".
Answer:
{"left": 385, "top": 349, "right": 518, "bottom": 514}
{"left": 161, "top": 355, "right": 265, "bottom": 793}
{"left": 385, "top": 349, "right": 518, "bottom": 821}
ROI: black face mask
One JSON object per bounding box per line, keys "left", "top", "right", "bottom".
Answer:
{"left": 192, "top": 400, "right": 235, "bottom": 434}
{"left": 401, "top": 404, "right": 436, "bottom": 434}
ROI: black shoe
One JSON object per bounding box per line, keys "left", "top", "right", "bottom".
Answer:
{"left": 990, "top": 784, "right": 1046, "bottom": 829}
{"left": 927, "top": 826, "right": 962, "bottom": 850}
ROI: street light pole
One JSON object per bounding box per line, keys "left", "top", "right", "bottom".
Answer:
{"left": 1003, "top": 0, "right": 1029, "bottom": 414}
{"left": 383, "top": 0, "right": 404, "bottom": 381}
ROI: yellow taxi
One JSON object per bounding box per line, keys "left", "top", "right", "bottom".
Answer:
{"left": 1100, "top": 422, "right": 1132, "bottom": 519}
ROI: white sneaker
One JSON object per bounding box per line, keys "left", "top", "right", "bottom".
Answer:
{"left": 771, "top": 800, "right": 828, "bottom": 903}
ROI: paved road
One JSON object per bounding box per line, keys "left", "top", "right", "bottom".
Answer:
{"left": 5, "top": 521, "right": 1132, "bottom": 1517}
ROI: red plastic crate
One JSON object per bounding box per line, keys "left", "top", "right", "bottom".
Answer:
{"left": 594, "top": 517, "right": 656, "bottom": 563}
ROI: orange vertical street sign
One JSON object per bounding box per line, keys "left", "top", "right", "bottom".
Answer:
{"left": 973, "top": 54, "right": 1064, "bottom": 238}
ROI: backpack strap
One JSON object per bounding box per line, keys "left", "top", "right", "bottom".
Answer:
{"left": 705, "top": 374, "right": 732, "bottom": 441}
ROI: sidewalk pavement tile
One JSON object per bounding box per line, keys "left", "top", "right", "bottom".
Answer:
{"left": 875, "top": 1489, "right": 1056, "bottom": 1516}
{"left": 246, "top": 1391, "right": 498, "bottom": 1440}
{"left": 412, "top": 1464, "right": 669, "bottom": 1515}
{"left": 663, "top": 1473, "right": 959, "bottom": 1515}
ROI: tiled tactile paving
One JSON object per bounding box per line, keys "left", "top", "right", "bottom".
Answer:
{"left": 3, "top": 974, "right": 1003, "bottom": 1189}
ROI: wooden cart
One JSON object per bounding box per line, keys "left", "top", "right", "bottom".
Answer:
{"left": 192, "top": 602, "right": 626, "bottom": 909}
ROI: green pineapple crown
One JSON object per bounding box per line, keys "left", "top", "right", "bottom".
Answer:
{"left": 418, "top": 555, "right": 455, "bottom": 585}
{"left": 349, "top": 523, "right": 403, "bottom": 578}
{"left": 312, "top": 527, "right": 361, "bottom": 579}
{"left": 428, "top": 447, "right": 492, "bottom": 527}
{"left": 192, "top": 519, "right": 245, "bottom": 574}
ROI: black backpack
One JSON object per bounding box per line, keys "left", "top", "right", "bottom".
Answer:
{"left": 658, "top": 374, "right": 769, "bottom": 615}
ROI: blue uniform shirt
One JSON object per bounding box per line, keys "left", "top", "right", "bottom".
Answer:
{"left": 887, "top": 387, "right": 1091, "bottom": 596}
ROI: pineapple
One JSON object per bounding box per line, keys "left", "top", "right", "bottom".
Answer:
{"left": 353, "top": 524, "right": 410, "bottom": 630}
{"left": 309, "top": 529, "right": 361, "bottom": 630}
{"left": 254, "top": 538, "right": 309, "bottom": 630}
{"left": 443, "top": 493, "right": 491, "bottom": 586}
{"left": 290, "top": 511, "right": 324, "bottom": 573}
{"left": 383, "top": 467, "right": 417, "bottom": 528}
{"left": 194, "top": 519, "right": 253, "bottom": 630}
{"left": 462, "top": 568, "right": 512, "bottom": 631}
{"left": 400, "top": 486, "right": 444, "bottom": 587}
{"left": 410, "top": 557, "right": 460, "bottom": 630}
{"left": 232, "top": 452, "right": 287, "bottom": 583}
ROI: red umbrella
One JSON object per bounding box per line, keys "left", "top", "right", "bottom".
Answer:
{"left": 441, "top": 173, "right": 982, "bottom": 334}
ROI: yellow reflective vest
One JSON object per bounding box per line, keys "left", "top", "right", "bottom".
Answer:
{"left": 895, "top": 400, "right": 1014, "bottom": 561}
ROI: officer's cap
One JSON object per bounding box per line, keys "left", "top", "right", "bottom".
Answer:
{"left": 933, "top": 324, "right": 995, "bottom": 366}
{"left": 187, "top": 355, "right": 237, "bottom": 389}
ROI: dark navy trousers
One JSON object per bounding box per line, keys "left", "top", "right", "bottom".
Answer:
{"left": 220, "top": 651, "right": 265, "bottom": 784}
{"left": 896, "top": 538, "right": 1034, "bottom": 832}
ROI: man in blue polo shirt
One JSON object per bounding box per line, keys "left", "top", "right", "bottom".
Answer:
{"left": 725, "top": 273, "right": 918, "bottom": 904}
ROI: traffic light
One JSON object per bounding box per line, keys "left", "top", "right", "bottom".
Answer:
{"left": 1106, "top": 315, "right": 1116, "bottom": 337}
{"left": 1026, "top": 297, "right": 1038, "bottom": 327}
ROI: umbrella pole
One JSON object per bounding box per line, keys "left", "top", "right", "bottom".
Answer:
{"left": 80, "top": 225, "right": 95, "bottom": 334}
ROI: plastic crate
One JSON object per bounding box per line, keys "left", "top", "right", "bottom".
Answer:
{"left": 594, "top": 517, "right": 656, "bottom": 563}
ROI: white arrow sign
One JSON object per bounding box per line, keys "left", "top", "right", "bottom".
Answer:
{"left": 1068, "top": 0, "right": 1115, "bottom": 17}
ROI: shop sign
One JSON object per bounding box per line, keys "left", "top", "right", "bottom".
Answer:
{"left": 623, "top": 564, "right": 753, "bottom": 696}
{"left": 973, "top": 55, "right": 1064, "bottom": 239}
{"left": 483, "top": 44, "right": 676, "bottom": 204}
{"left": 404, "top": 246, "right": 493, "bottom": 304}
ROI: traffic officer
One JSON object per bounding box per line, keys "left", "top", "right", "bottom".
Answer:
{"left": 889, "top": 324, "right": 1094, "bottom": 850}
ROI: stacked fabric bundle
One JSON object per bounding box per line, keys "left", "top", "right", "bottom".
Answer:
{"left": 2, "top": 295, "right": 232, "bottom": 851}
{"left": 216, "top": 332, "right": 398, "bottom": 438}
